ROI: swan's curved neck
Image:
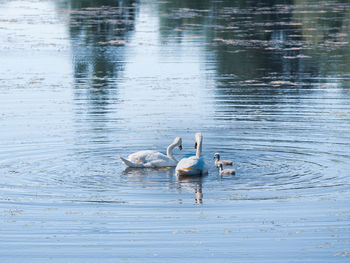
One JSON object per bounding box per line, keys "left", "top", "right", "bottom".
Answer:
{"left": 196, "top": 136, "right": 202, "bottom": 158}
{"left": 166, "top": 142, "right": 177, "bottom": 160}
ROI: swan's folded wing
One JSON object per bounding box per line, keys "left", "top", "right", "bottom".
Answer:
{"left": 222, "top": 160, "right": 233, "bottom": 166}
{"left": 128, "top": 150, "right": 160, "bottom": 163}
{"left": 124, "top": 151, "right": 176, "bottom": 167}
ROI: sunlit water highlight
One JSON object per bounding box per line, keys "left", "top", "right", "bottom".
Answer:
{"left": 1, "top": 0, "right": 350, "bottom": 262}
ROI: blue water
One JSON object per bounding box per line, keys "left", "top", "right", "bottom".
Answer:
{"left": 0, "top": 0, "right": 350, "bottom": 262}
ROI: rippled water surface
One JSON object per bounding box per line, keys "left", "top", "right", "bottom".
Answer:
{"left": 1, "top": 0, "right": 350, "bottom": 262}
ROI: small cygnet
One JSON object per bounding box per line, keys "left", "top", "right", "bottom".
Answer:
{"left": 218, "top": 163, "right": 235, "bottom": 175}
{"left": 214, "top": 153, "right": 233, "bottom": 167}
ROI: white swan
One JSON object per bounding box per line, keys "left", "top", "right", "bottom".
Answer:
{"left": 175, "top": 133, "right": 208, "bottom": 176}
{"left": 120, "top": 137, "right": 182, "bottom": 168}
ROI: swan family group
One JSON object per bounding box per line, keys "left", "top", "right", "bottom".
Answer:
{"left": 120, "top": 133, "right": 235, "bottom": 176}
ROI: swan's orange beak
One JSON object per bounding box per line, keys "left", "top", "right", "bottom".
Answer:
{"left": 179, "top": 145, "right": 183, "bottom": 150}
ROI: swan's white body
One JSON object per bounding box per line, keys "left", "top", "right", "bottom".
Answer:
{"left": 176, "top": 133, "right": 208, "bottom": 176}
{"left": 120, "top": 137, "right": 182, "bottom": 168}
{"left": 176, "top": 156, "right": 207, "bottom": 176}
{"left": 214, "top": 153, "right": 233, "bottom": 167}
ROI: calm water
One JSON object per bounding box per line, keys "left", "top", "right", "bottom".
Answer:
{"left": 1, "top": 0, "right": 350, "bottom": 262}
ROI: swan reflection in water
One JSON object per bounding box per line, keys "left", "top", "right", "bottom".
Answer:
{"left": 122, "top": 167, "right": 204, "bottom": 204}
{"left": 122, "top": 166, "right": 175, "bottom": 182}
{"left": 177, "top": 174, "right": 204, "bottom": 204}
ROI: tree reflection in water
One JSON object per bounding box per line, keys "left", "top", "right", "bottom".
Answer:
{"left": 157, "top": 0, "right": 350, "bottom": 81}
{"left": 56, "top": 0, "right": 138, "bottom": 143}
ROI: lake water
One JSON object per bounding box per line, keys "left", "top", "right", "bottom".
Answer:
{"left": 1, "top": 0, "right": 350, "bottom": 262}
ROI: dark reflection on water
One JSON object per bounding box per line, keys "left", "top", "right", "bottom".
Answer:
{"left": 1, "top": 0, "right": 350, "bottom": 262}
{"left": 57, "top": 0, "right": 138, "bottom": 145}
{"left": 65, "top": 0, "right": 137, "bottom": 82}
{"left": 158, "top": 0, "right": 350, "bottom": 80}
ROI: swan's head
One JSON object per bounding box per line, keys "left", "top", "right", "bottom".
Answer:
{"left": 194, "top": 133, "right": 203, "bottom": 149}
{"left": 174, "top": 137, "right": 183, "bottom": 150}
{"left": 213, "top": 153, "right": 220, "bottom": 160}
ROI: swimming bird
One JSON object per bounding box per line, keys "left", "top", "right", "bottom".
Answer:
{"left": 213, "top": 153, "right": 233, "bottom": 167}
{"left": 120, "top": 137, "right": 182, "bottom": 168}
{"left": 218, "top": 163, "right": 235, "bottom": 175}
{"left": 175, "top": 133, "right": 208, "bottom": 176}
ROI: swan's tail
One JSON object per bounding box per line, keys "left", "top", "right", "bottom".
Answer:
{"left": 120, "top": 156, "right": 142, "bottom": 168}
